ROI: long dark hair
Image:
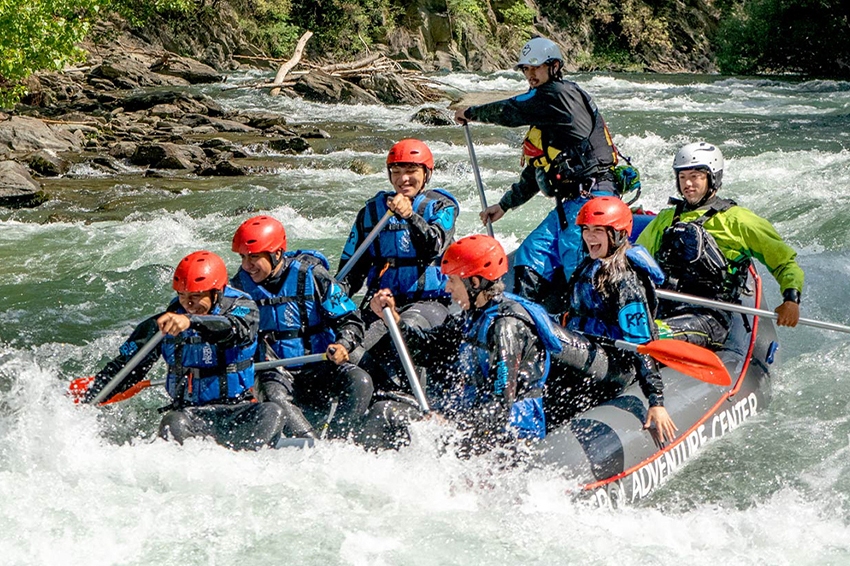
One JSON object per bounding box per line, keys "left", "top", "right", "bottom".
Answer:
{"left": 593, "top": 228, "right": 631, "bottom": 299}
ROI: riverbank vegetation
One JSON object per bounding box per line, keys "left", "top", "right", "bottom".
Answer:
{"left": 0, "top": 0, "right": 848, "bottom": 107}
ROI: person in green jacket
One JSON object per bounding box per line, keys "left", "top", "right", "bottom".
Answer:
{"left": 636, "top": 142, "right": 803, "bottom": 348}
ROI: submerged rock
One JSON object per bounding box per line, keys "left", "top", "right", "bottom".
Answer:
{"left": 0, "top": 160, "right": 47, "bottom": 207}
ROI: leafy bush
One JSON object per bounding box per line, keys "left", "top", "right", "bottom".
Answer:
{"left": 716, "top": 0, "right": 850, "bottom": 78}
{"left": 0, "top": 0, "right": 103, "bottom": 107}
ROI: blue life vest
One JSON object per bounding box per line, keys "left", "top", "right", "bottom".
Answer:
{"left": 566, "top": 245, "right": 663, "bottom": 343}
{"left": 459, "top": 293, "right": 563, "bottom": 439}
{"left": 236, "top": 250, "right": 355, "bottom": 364}
{"left": 161, "top": 286, "right": 257, "bottom": 406}
{"left": 361, "top": 188, "right": 458, "bottom": 303}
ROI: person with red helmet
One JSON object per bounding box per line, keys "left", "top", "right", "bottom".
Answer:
{"left": 83, "top": 251, "right": 286, "bottom": 450}
{"left": 542, "top": 197, "right": 678, "bottom": 444}
{"left": 230, "top": 215, "right": 373, "bottom": 439}
{"left": 337, "top": 139, "right": 459, "bottom": 396}
{"left": 361, "top": 235, "right": 565, "bottom": 454}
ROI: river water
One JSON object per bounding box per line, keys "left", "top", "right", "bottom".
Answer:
{"left": 2, "top": 71, "right": 850, "bottom": 565}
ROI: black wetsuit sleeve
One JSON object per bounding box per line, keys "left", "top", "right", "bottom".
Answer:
{"left": 337, "top": 207, "right": 371, "bottom": 297}
{"left": 399, "top": 313, "right": 464, "bottom": 367}
{"left": 406, "top": 194, "right": 457, "bottom": 258}
{"left": 498, "top": 165, "right": 540, "bottom": 211}
{"left": 467, "top": 82, "right": 594, "bottom": 130}
{"left": 187, "top": 294, "right": 259, "bottom": 348}
{"left": 83, "top": 315, "right": 163, "bottom": 403}
{"left": 614, "top": 270, "right": 664, "bottom": 407}
{"left": 313, "top": 265, "right": 365, "bottom": 352}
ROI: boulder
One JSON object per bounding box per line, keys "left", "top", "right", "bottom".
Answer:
{"left": 356, "top": 72, "right": 426, "bottom": 105}
{"left": 131, "top": 143, "right": 197, "bottom": 170}
{"left": 0, "top": 160, "right": 46, "bottom": 208}
{"left": 149, "top": 55, "right": 223, "bottom": 84}
{"left": 26, "top": 149, "right": 69, "bottom": 176}
{"left": 411, "top": 107, "right": 454, "bottom": 126}
{"left": 0, "top": 116, "right": 83, "bottom": 152}
{"left": 268, "top": 137, "right": 311, "bottom": 154}
{"left": 293, "top": 71, "right": 381, "bottom": 105}
{"left": 109, "top": 141, "right": 138, "bottom": 159}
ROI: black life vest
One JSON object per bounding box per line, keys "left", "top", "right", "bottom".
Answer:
{"left": 656, "top": 198, "right": 746, "bottom": 302}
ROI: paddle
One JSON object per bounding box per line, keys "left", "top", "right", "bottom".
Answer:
{"left": 614, "top": 338, "right": 732, "bottom": 386}
{"left": 462, "top": 123, "right": 495, "bottom": 238}
{"left": 656, "top": 289, "right": 850, "bottom": 335}
{"left": 76, "top": 332, "right": 166, "bottom": 405}
{"left": 337, "top": 209, "right": 394, "bottom": 281}
{"left": 382, "top": 306, "right": 430, "bottom": 413}
{"left": 72, "top": 352, "right": 329, "bottom": 406}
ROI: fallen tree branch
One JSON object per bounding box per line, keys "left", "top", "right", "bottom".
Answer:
{"left": 270, "top": 31, "right": 313, "bottom": 97}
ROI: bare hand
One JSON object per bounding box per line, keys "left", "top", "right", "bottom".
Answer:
{"left": 387, "top": 193, "right": 413, "bottom": 219}
{"left": 157, "top": 312, "right": 191, "bottom": 336}
{"left": 775, "top": 300, "right": 800, "bottom": 327}
{"left": 454, "top": 108, "right": 469, "bottom": 125}
{"left": 480, "top": 203, "right": 505, "bottom": 225}
{"left": 644, "top": 406, "right": 678, "bottom": 445}
{"left": 326, "top": 344, "right": 350, "bottom": 365}
{"left": 369, "top": 288, "right": 400, "bottom": 324}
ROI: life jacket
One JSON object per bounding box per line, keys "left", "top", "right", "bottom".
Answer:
{"left": 362, "top": 188, "right": 459, "bottom": 303}
{"left": 522, "top": 82, "right": 617, "bottom": 199}
{"left": 161, "top": 286, "right": 257, "bottom": 407}
{"left": 566, "top": 246, "right": 663, "bottom": 342}
{"left": 237, "top": 250, "right": 349, "bottom": 364}
{"left": 656, "top": 198, "right": 748, "bottom": 303}
{"left": 458, "top": 293, "right": 563, "bottom": 439}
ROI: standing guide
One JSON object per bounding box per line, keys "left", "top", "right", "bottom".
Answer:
{"left": 454, "top": 37, "right": 620, "bottom": 307}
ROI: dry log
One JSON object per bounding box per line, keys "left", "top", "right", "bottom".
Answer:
{"left": 270, "top": 31, "right": 313, "bottom": 97}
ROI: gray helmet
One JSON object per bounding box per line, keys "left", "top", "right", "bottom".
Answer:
{"left": 673, "top": 141, "right": 724, "bottom": 189}
{"left": 517, "top": 37, "right": 563, "bottom": 68}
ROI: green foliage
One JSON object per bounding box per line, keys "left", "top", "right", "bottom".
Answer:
{"left": 109, "top": 0, "right": 196, "bottom": 27}
{"left": 500, "top": 1, "right": 535, "bottom": 30}
{"left": 0, "top": 0, "right": 104, "bottom": 108}
{"left": 240, "top": 0, "right": 301, "bottom": 58}
{"left": 716, "top": 0, "right": 850, "bottom": 78}
{"left": 287, "top": 0, "right": 395, "bottom": 57}
{"left": 446, "top": 0, "right": 488, "bottom": 42}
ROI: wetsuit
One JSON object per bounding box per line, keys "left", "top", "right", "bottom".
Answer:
{"left": 358, "top": 293, "right": 553, "bottom": 455}
{"left": 83, "top": 287, "right": 284, "bottom": 450}
{"left": 637, "top": 194, "right": 805, "bottom": 349}
{"left": 545, "top": 247, "right": 667, "bottom": 428}
{"left": 463, "top": 79, "right": 618, "bottom": 305}
{"left": 338, "top": 187, "right": 459, "bottom": 393}
{"left": 231, "top": 251, "right": 373, "bottom": 439}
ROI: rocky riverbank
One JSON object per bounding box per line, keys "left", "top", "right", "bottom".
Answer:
{"left": 0, "top": 29, "right": 457, "bottom": 209}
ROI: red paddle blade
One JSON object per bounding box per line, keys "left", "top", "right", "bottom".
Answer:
{"left": 68, "top": 376, "right": 95, "bottom": 404}
{"left": 637, "top": 339, "right": 732, "bottom": 386}
{"left": 98, "top": 379, "right": 152, "bottom": 406}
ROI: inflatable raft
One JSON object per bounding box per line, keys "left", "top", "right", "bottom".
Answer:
{"left": 535, "top": 264, "right": 779, "bottom": 506}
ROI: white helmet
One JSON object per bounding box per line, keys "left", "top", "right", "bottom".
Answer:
{"left": 517, "top": 37, "right": 563, "bottom": 68}
{"left": 673, "top": 141, "right": 724, "bottom": 189}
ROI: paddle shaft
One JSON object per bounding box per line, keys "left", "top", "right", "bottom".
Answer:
{"left": 90, "top": 333, "right": 165, "bottom": 405}
{"left": 382, "top": 306, "right": 430, "bottom": 413}
{"left": 336, "top": 210, "right": 394, "bottom": 281}
{"left": 462, "top": 123, "right": 495, "bottom": 238}
{"left": 656, "top": 289, "right": 850, "bottom": 334}
{"left": 100, "top": 353, "right": 329, "bottom": 403}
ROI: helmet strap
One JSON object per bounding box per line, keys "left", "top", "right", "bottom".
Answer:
{"left": 268, "top": 250, "right": 284, "bottom": 272}
{"left": 608, "top": 227, "right": 629, "bottom": 252}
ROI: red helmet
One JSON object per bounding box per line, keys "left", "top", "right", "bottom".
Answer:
{"left": 575, "top": 197, "right": 633, "bottom": 235}
{"left": 441, "top": 235, "right": 508, "bottom": 281}
{"left": 386, "top": 139, "right": 434, "bottom": 171}
{"left": 232, "top": 215, "right": 287, "bottom": 255}
{"left": 172, "top": 251, "right": 229, "bottom": 293}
